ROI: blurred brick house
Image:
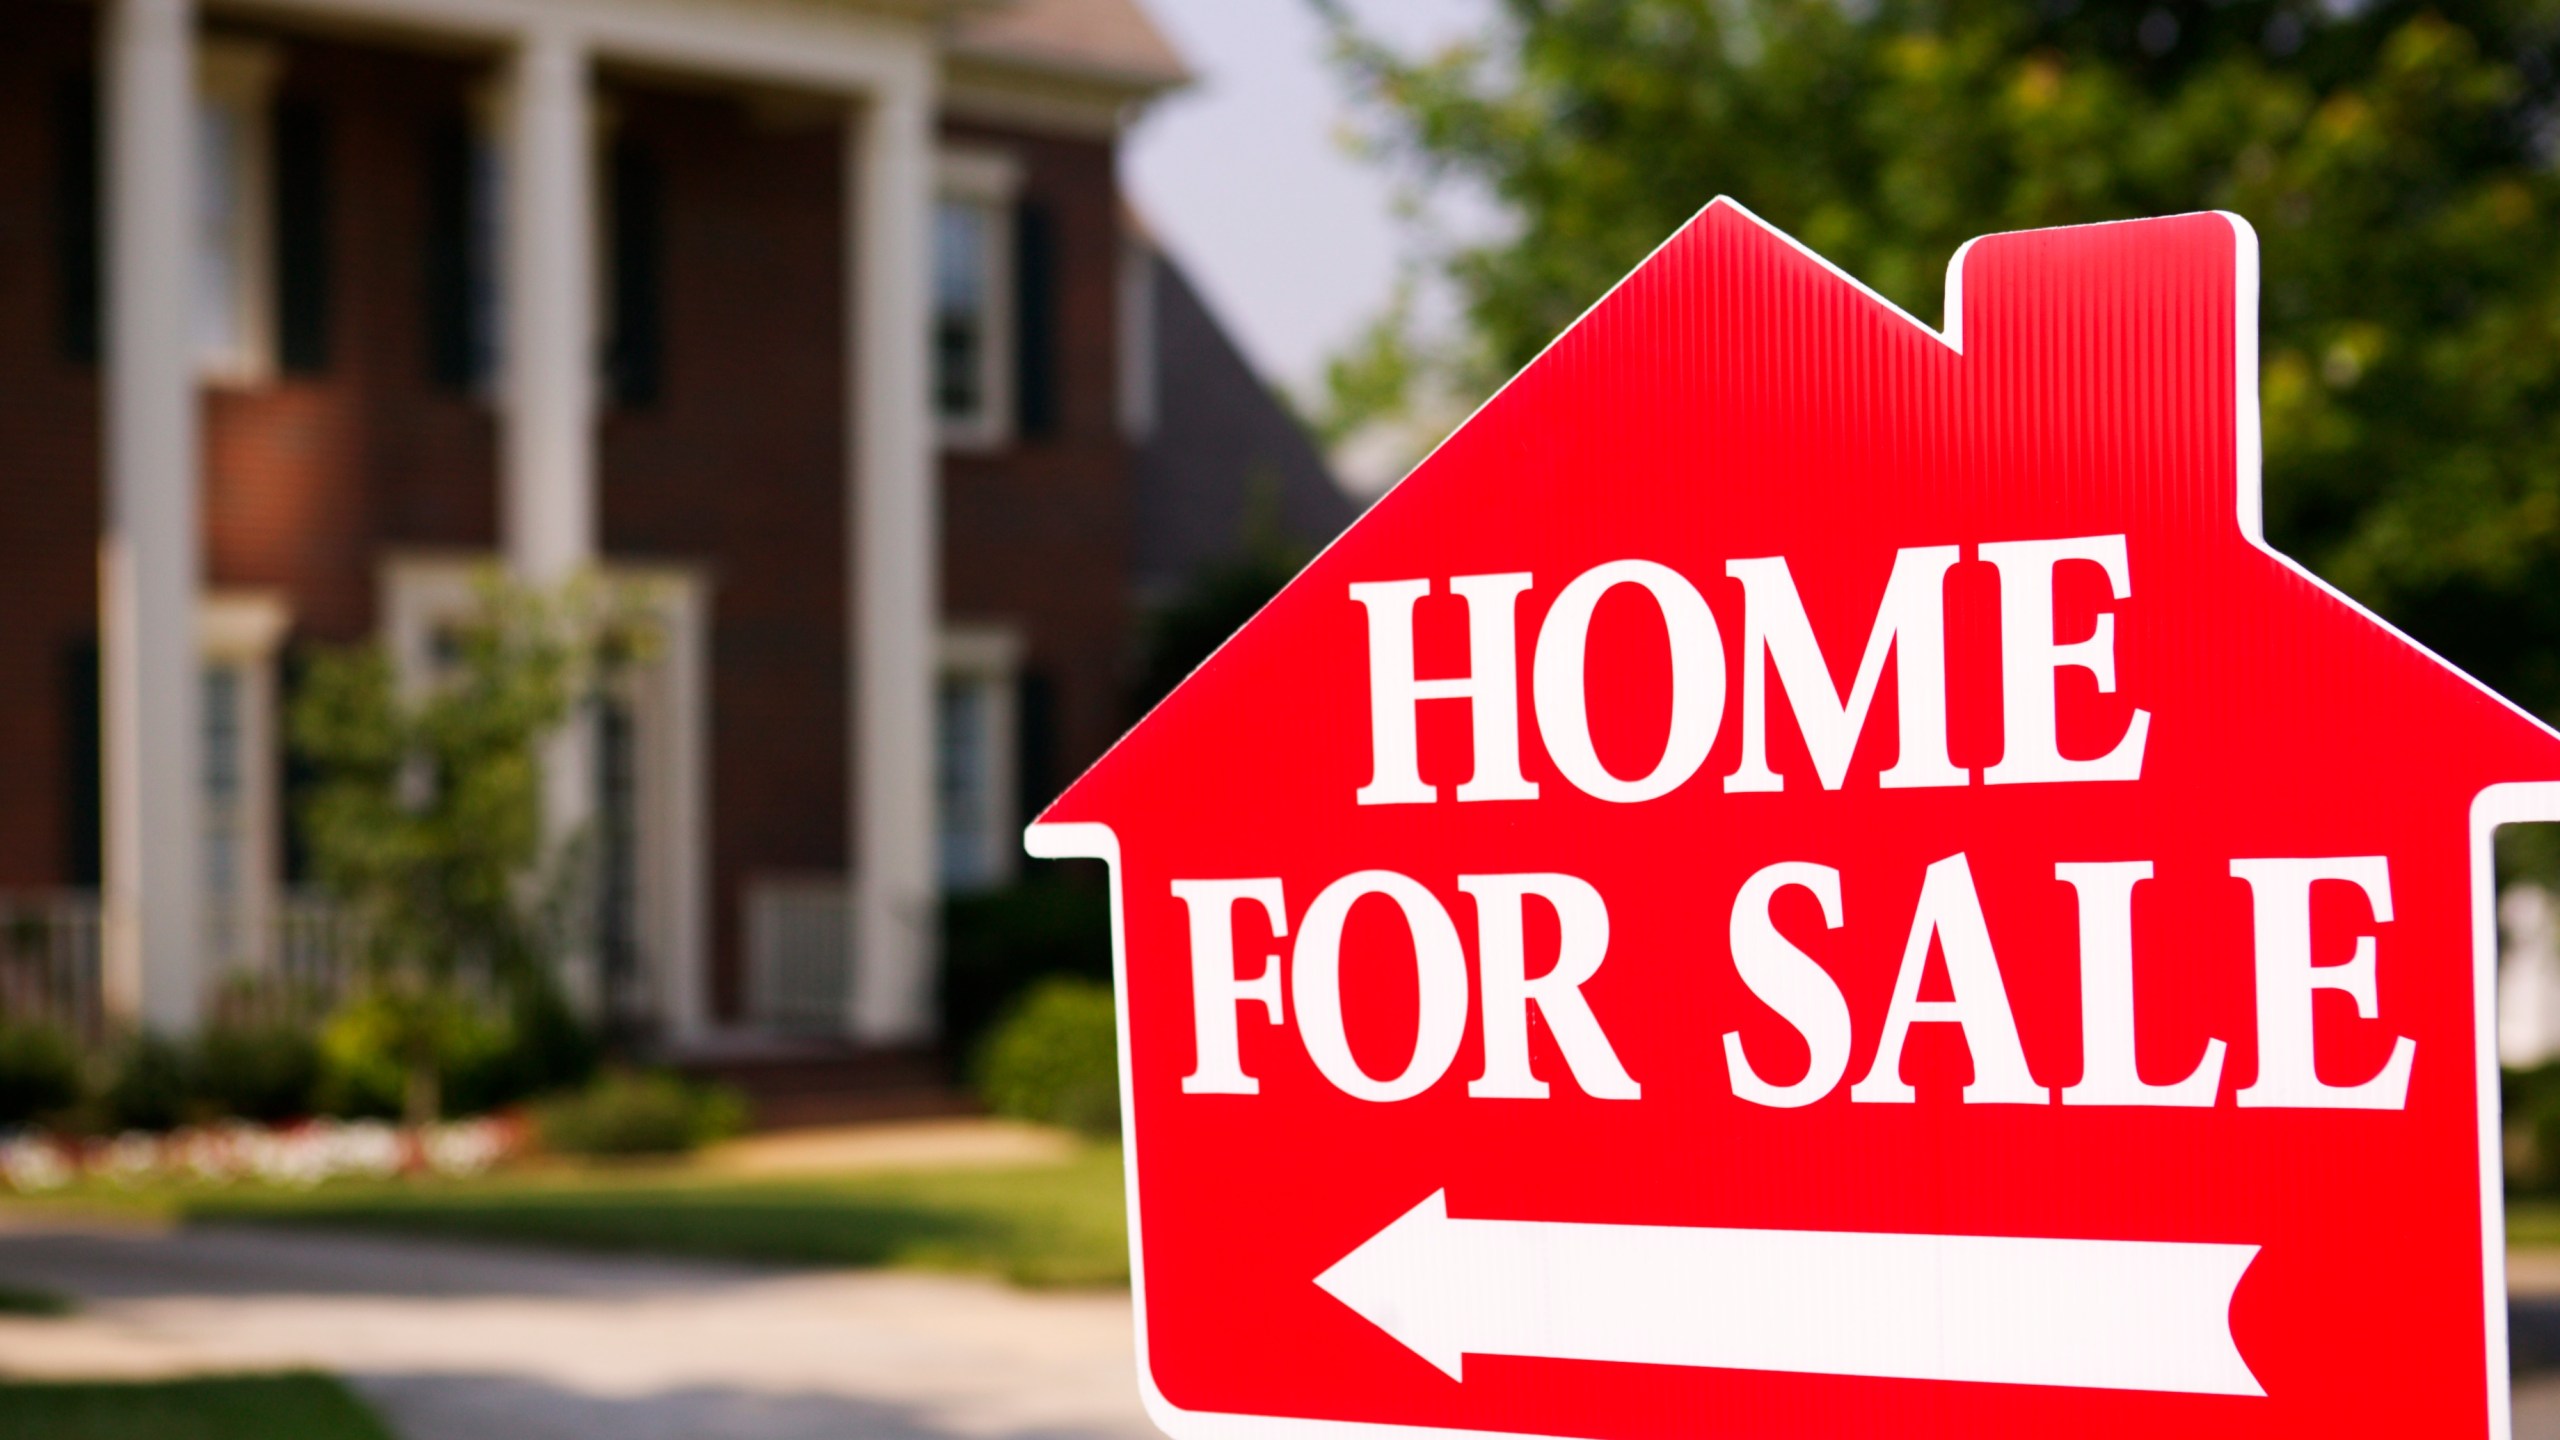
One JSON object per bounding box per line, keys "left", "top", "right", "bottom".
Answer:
{"left": 0, "top": 0, "right": 1352, "bottom": 1058}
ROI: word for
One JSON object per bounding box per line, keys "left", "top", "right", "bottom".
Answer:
{"left": 1173, "top": 855, "right": 2410, "bottom": 1111}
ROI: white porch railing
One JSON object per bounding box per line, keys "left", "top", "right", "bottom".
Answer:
{"left": 0, "top": 894, "right": 106, "bottom": 1043}
{"left": 0, "top": 891, "right": 363, "bottom": 1043}
{"left": 745, "top": 878, "right": 858, "bottom": 1033}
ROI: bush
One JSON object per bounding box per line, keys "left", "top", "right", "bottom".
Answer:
{"left": 973, "top": 978, "right": 1121, "bottom": 1139}
{"left": 941, "top": 871, "right": 1112, "bottom": 1059}
{"left": 102, "top": 1033, "right": 193, "bottom": 1132}
{"left": 446, "top": 986, "right": 598, "bottom": 1116}
{"left": 193, "top": 1021, "right": 322, "bottom": 1123}
{"left": 0, "top": 1021, "right": 83, "bottom": 1127}
{"left": 316, "top": 986, "right": 597, "bottom": 1121}
{"left": 534, "top": 1071, "right": 746, "bottom": 1157}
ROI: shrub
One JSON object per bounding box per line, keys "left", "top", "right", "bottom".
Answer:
{"left": 534, "top": 1071, "right": 746, "bottom": 1157}
{"left": 0, "top": 1022, "right": 83, "bottom": 1127}
{"left": 317, "top": 986, "right": 596, "bottom": 1121}
{"left": 445, "top": 986, "right": 597, "bottom": 1117}
{"left": 193, "top": 1021, "right": 322, "bottom": 1123}
{"left": 973, "top": 978, "right": 1121, "bottom": 1139}
{"left": 102, "top": 1033, "right": 193, "bottom": 1132}
{"left": 941, "top": 871, "right": 1112, "bottom": 1059}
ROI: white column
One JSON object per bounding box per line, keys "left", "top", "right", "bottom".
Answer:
{"left": 100, "top": 0, "right": 205, "bottom": 1035}
{"left": 502, "top": 25, "right": 600, "bottom": 1007}
{"left": 847, "top": 76, "right": 939, "bottom": 1043}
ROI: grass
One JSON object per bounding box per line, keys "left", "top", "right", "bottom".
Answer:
{"left": 0, "top": 1282, "right": 73, "bottom": 1316}
{"left": 0, "top": 1373, "right": 393, "bottom": 1439}
{"left": 2513, "top": 1198, "right": 2560, "bottom": 1248}
{"left": 161, "top": 1146, "right": 1131, "bottom": 1286}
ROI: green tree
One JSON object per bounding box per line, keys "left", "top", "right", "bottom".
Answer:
{"left": 1320, "top": 0, "right": 2560, "bottom": 714}
{"left": 291, "top": 573, "right": 646, "bottom": 1124}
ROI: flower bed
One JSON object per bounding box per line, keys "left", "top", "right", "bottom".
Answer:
{"left": 0, "top": 1114, "right": 525, "bottom": 1193}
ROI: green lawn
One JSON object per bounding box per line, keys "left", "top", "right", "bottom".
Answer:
{"left": 0, "top": 1282, "right": 73, "bottom": 1316}
{"left": 2512, "top": 1198, "right": 2560, "bottom": 1248}
{"left": 0, "top": 1373, "right": 392, "bottom": 1440}
{"left": 164, "top": 1146, "right": 1130, "bottom": 1286}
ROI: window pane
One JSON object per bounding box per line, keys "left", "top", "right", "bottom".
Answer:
{"left": 938, "top": 678, "right": 992, "bottom": 889}
{"left": 202, "top": 665, "right": 241, "bottom": 804}
{"left": 195, "top": 98, "right": 243, "bottom": 365}
{"left": 934, "top": 199, "right": 988, "bottom": 420}
{"left": 202, "top": 664, "right": 242, "bottom": 901}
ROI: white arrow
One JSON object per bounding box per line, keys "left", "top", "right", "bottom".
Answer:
{"left": 1315, "top": 1191, "right": 2262, "bottom": 1396}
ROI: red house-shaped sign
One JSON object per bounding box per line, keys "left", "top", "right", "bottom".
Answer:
{"left": 1027, "top": 201, "right": 2560, "bottom": 1440}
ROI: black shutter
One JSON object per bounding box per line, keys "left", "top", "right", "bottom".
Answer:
{"left": 54, "top": 75, "right": 99, "bottom": 367}
{"left": 606, "top": 135, "right": 663, "bottom": 409}
{"left": 60, "top": 641, "right": 99, "bottom": 887}
{"left": 1016, "top": 668, "right": 1058, "bottom": 821}
{"left": 274, "top": 98, "right": 332, "bottom": 375}
{"left": 423, "top": 116, "right": 476, "bottom": 390}
{"left": 1015, "top": 200, "right": 1060, "bottom": 439}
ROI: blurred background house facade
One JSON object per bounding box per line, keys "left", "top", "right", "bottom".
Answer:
{"left": 0, "top": 0, "right": 1351, "bottom": 1072}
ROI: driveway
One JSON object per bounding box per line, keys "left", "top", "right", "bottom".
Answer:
{"left": 0, "top": 1213, "right": 1152, "bottom": 1440}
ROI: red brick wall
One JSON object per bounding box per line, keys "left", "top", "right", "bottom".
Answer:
{"left": 202, "top": 31, "right": 499, "bottom": 642}
{"left": 599, "top": 86, "right": 850, "bottom": 1022}
{"left": 0, "top": 3, "right": 104, "bottom": 888}
{"left": 939, "top": 119, "right": 1137, "bottom": 811}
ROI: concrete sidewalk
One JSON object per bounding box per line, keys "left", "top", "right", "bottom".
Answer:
{"left": 0, "top": 1214, "right": 1153, "bottom": 1440}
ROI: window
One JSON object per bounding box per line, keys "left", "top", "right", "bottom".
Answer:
{"left": 195, "top": 41, "right": 279, "bottom": 385}
{"left": 198, "top": 594, "right": 290, "bottom": 969}
{"left": 202, "top": 662, "right": 245, "bottom": 904}
{"left": 937, "top": 626, "right": 1023, "bottom": 892}
{"left": 934, "top": 150, "right": 1022, "bottom": 449}
{"left": 1118, "top": 230, "right": 1158, "bottom": 441}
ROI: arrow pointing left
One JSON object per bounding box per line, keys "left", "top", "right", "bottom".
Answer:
{"left": 1314, "top": 1190, "right": 2262, "bottom": 1396}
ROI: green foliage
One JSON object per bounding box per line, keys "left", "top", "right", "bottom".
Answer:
{"left": 973, "top": 978, "right": 1122, "bottom": 1139}
{"left": 1322, "top": 0, "right": 2560, "bottom": 716}
{"left": 101, "top": 1034, "right": 191, "bottom": 1133}
{"left": 0, "top": 1373, "right": 396, "bottom": 1440}
{"left": 444, "top": 985, "right": 598, "bottom": 1116}
{"left": 2510, "top": 1061, "right": 2560, "bottom": 1191}
{"left": 191, "top": 1021, "right": 322, "bottom": 1123}
{"left": 941, "top": 869, "right": 1114, "bottom": 1059}
{"left": 291, "top": 571, "right": 650, "bottom": 1123}
{"left": 0, "top": 1021, "right": 83, "bottom": 1127}
{"left": 316, "top": 988, "right": 594, "bottom": 1121}
{"left": 533, "top": 1071, "right": 746, "bottom": 1157}
{"left": 0, "top": 1285, "right": 72, "bottom": 1317}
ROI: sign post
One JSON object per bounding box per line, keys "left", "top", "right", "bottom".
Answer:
{"left": 1029, "top": 201, "right": 2557, "bottom": 1439}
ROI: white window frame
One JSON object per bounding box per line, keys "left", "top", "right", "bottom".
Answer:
{"left": 196, "top": 39, "right": 280, "bottom": 387}
{"left": 934, "top": 148, "right": 1024, "bottom": 452}
{"left": 937, "top": 624, "right": 1024, "bottom": 892}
